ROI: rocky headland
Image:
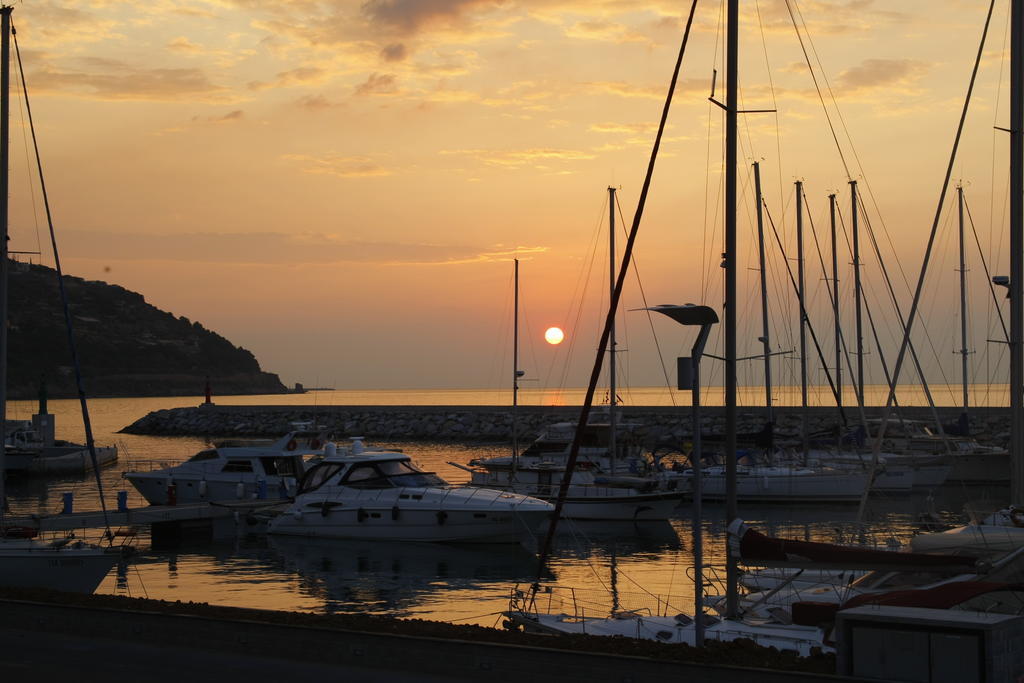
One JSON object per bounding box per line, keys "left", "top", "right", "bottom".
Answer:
{"left": 8, "top": 260, "right": 286, "bottom": 398}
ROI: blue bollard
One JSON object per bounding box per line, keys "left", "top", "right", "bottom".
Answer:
{"left": 117, "top": 490, "right": 128, "bottom": 512}
{"left": 61, "top": 492, "right": 73, "bottom": 515}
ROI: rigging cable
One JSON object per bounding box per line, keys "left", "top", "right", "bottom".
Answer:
{"left": 855, "top": 0, "right": 997, "bottom": 526}
{"left": 13, "top": 22, "right": 112, "bottom": 541}
{"left": 613, "top": 192, "right": 677, "bottom": 405}
{"left": 531, "top": 0, "right": 699, "bottom": 591}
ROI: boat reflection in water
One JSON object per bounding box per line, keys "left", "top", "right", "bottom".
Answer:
{"left": 267, "top": 535, "right": 543, "bottom": 617}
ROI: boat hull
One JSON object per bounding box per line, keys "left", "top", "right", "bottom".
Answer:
{"left": 698, "top": 469, "right": 870, "bottom": 503}
{"left": 7, "top": 445, "right": 117, "bottom": 475}
{"left": 0, "top": 542, "right": 117, "bottom": 593}
{"left": 270, "top": 485, "right": 553, "bottom": 543}
{"left": 125, "top": 471, "right": 296, "bottom": 505}
{"left": 507, "top": 611, "right": 830, "bottom": 657}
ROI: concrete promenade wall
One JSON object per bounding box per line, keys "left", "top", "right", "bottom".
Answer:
{"left": 121, "top": 403, "right": 1012, "bottom": 445}
{"left": 0, "top": 599, "right": 867, "bottom": 683}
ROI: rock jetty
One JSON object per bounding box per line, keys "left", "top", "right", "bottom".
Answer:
{"left": 121, "top": 404, "right": 1012, "bottom": 446}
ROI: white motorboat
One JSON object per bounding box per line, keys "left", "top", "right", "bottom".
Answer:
{"left": 504, "top": 586, "right": 832, "bottom": 656}
{"left": 268, "top": 439, "right": 553, "bottom": 542}
{"left": 910, "top": 507, "right": 1024, "bottom": 555}
{"left": 124, "top": 428, "right": 324, "bottom": 505}
{"left": 464, "top": 461, "right": 683, "bottom": 520}
{"left": 5, "top": 418, "right": 117, "bottom": 475}
{"left": 463, "top": 413, "right": 685, "bottom": 520}
{"left": 691, "top": 463, "right": 871, "bottom": 503}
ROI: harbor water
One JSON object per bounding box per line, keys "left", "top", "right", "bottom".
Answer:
{"left": 1, "top": 390, "right": 1009, "bottom": 627}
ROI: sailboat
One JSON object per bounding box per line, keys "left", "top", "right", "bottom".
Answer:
{"left": 0, "top": 6, "right": 118, "bottom": 593}
{"left": 504, "top": 1, "right": 1018, "bottom": 657}
{"left": 907, "top": 0, "right": 1024, "bottom": 555}
{"left": 460, "top": 228, "right": 684, "bottom": 521}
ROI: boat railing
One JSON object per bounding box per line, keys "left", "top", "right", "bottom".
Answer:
{"left": 121, "top": 460, "right": 185, "bottom": 473}
{"left": 508, "top": 583, "right": 686, "bottom": 624}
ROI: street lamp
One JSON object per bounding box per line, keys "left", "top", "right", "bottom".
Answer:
{"left": 644, "top": 303, "right": 718, "bottom": 647}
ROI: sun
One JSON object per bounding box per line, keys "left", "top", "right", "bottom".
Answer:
{"left": 544, "top": 327, "right": 565, "bottom": 345}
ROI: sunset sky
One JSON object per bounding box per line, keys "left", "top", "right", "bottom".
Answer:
{"left": 6, "top": 0, "right": 1019, "bottom": 399}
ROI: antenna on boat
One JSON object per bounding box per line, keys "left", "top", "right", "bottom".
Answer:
{"left": 1011, "top": 0, "right": 1024, "bottom": 504}
{"left": 0, "top": 5, "right": 11, "bottom": 521}
{"left": 753, "top": 162, "right": 773, "bottom": 425}
{"left": 607, "top": 186, "right": 617, "bottom": 474}
{"left": 512, "top": 257, "right": 520, "bottom": 473}
{"left": 796, "top": 180, "right": 809, "bottom": 461}
{"left": 850, "top": 180, "right": 864, "bottom": 406}
{"left": 723, "top": 0, "right": 740, "bottom": 620}
{"left": 13, "top": 11, "right": 114, "bottom": 539}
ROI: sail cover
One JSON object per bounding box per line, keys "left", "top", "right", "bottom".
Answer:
{"left": 728, "top": 520, "right": 979, "bottom": 572}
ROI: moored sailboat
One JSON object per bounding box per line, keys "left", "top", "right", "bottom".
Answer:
{"left": 0, "top": 6, "right": 118, "bottom": 593}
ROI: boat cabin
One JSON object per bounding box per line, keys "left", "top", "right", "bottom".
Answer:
{"left": 185, "top": 447, "right": 305, "bottom": 478}
{"left": 298, "top": 452, "right": 447, "bottom": 494}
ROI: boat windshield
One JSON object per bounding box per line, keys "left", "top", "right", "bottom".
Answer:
{"left": 342, "top": 459, "right": 447, "bottom": 489}
{"left": 299, "top": 462, "right": 344, "bottom": 493}
{"left": 188, "top": 449, "right": 219, "bottom": 462}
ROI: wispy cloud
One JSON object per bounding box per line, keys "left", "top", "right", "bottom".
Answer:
{"left": 59, "top": 229, "right": 546, "bottom": 266}
{"left": 27, "top": 59, "right": 230, "bottom": 102}
{"left": 441, "top": 147, "right": 597, "bottom": 168}
{"left": 249, "top": 66, "right": 329, "bottom": 91}
{"left": 283, "top": 153, "right": 394, "bottom": 178}
{"left": 833, "top": 58, "right": 929, "bottom": 95}
{"left": 355, "top": 72, "right": 400, "bottom": 95}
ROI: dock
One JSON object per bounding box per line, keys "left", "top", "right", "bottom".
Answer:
{"left": 4, "top": 500, "right": 285, "bottom": 545}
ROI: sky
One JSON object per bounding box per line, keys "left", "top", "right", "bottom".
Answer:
{"left": 5, "top": 0, "right": 1019, "bottom": 398}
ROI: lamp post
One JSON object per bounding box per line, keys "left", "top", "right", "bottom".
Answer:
{"left": 644, "top": 304, "right": 718, "bottom": 646}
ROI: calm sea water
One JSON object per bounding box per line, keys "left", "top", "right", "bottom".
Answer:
{"left": 1, "top": 390, "right": 1008, "bottom": 626}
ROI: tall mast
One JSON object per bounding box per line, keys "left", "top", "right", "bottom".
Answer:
{"left": 0, "top": 6, "right": 11, "bottom": 515}
{"left": 607, "top": 186, "right": 617, "bottom": 474}
{"left": 512, "top": 258, "right": 520, "bottom": 469}
{"left": 957, "top": 185, "right": 970, "bottom": 424}
{"left": 796, "top": 181, "right": 808, "bottom": 459}
{"left": 753, "top": 162, "right": 773, "bottom": 423}
{"left": 830, "top": 193, "right": 842, "bottom": 418}
{"left": 723, "top": 0, "right": 739, "bottom": 619}
{"left": 1011, "top": 0, "right": 1024, "bottom": 505}
{"left": 851, "top": 180, "right": 865, "bottom": 406}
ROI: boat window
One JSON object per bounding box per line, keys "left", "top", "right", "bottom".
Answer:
{"left": 274, "top": 457, "right": 301, "bottom": 477}
{"left": 261, "top": 457, "right": 301, "bottom": 476}
{"left": 222, "top": 460, "right": 253, "bottom": 473}
{"left": 378, "top": 460, "right": 447, "bottom": 487}
{"left": 188, "top": 449, "right": 219, "bottom": 462}
{"left": 299, "top": 463, "right": 343, "bottom": 493}
{"left": 521, "top": 442, "right": 568, "bottom": 456}
{"left": 341, "top": 460, "right": 447, "bottom": 488}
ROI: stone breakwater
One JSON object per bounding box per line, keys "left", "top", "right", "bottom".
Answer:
{"left": 121, "top": 404, "right": 1013, "bottom": 446}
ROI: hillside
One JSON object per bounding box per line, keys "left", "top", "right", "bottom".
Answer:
{"left": 6, "top": 260, "right": 287, "bottom": 398}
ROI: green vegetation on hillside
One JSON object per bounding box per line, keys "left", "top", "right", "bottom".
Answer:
{"left": 7, "top": 260, "right": 286, "bottom": 398}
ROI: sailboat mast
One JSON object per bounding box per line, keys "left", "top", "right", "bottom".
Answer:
{"left": 830, "top": 193, "right": 842, "bottom": 415}
{"left": 796, "top": 181, "right": 808, "bottom": 458}
{"left": 512, "top": 258, "right": 520, "bottom": 468}
{"left": 608, "top": 186, "right": 617, "bottom": 473}
{"left": 957, "top": 185, "right": 970, "bottom": 420}
{"left": 754, "top": 162, "right": 773, "bottom": 422}
{"left": 0, "top": 6, "right": 11, "bottom": 515}
{"left": 724, "top": 0, "right": 739, "bottom": 619}
{"left": 1011, "top": 0, "right": 1024, "bottom": 504}
{"left": 851, "top": 180, "right": 865, "bottom": 406}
